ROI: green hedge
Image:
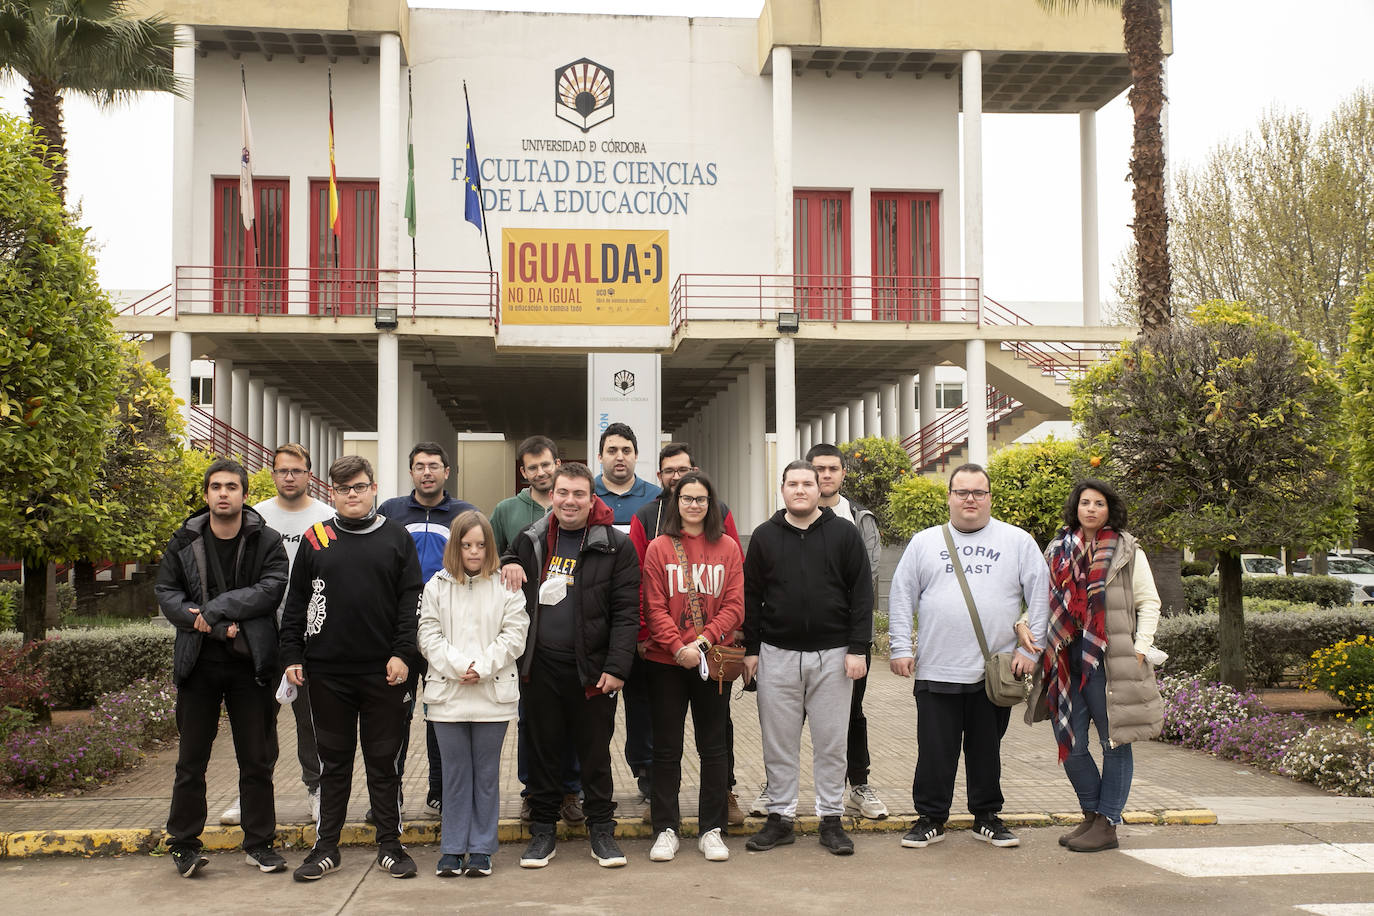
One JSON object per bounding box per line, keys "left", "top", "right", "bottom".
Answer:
{"left": 1156, "top": 607, "right": 1374, "bottom": 687}
{"left": 1181, "top": 560, "right": 1214, "bottom": 577}
{"left": 0, "top": 580, "right": 76, "bottom": 630}
{"left": 1179, "top": 575, "right": 1355, "bottom": 612}
{"left": 0, "top": 624, "right": 173, "bottom": 708}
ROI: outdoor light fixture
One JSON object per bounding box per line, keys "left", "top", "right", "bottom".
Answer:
{"left": 375, "top": 306, "right": 398, "bottom": 331}
{"left": 777, "top": 311, "right": 799, "bottom": 333}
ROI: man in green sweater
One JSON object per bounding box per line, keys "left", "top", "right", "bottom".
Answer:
{"left": 490, "top": 435, "right": 559, "bottom": 554}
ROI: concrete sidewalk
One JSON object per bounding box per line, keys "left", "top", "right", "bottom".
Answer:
{"left": 2, "top": 665, "right": 1367, "bottom": 856}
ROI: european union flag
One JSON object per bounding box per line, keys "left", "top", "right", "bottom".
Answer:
{"left": 464, "top": 98, "right": 483, "bottom": 232}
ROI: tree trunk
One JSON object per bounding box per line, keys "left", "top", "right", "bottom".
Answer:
{"left": 21, "top": 559, "right": 48, "bottom": 645}
{"left": 1312, "top": 552, "right": 1329, "bottom": 576}
{"left": 1216, "top": 549, "right": 1246, "bottom": 689}
{"left": 24, "top": 77, "right": 67, "bottom": 202}
{"left": 74, "top": 559, "right": 99, "bottom": 618}
{"left": 1121, "top": 0, "right": 1171, "bottom": 332}
{"left": 1148, "top": 543, "right": 1186, "bottom": 616}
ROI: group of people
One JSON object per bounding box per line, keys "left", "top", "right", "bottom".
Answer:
{"left": 155, "top": 421, "right": 1163, "bottom": 882}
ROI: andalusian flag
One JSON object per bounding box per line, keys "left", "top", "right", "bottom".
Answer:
{"left": 405, "top": 73, "right": 416, "bottom": 239}
{"left": 327, "top": 72, "right": 340, "bottom": 240}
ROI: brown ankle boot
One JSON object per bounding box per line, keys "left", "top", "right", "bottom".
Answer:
{"left": 1058, "top": 811, "right": 1094, "bottom": 847}
{"left": 1067, "top": 813, "right": 1119, "bottom": 852}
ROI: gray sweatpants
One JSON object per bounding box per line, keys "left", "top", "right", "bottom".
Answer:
{"left": 756, "top": 643, "right": 853, "bottom": 818}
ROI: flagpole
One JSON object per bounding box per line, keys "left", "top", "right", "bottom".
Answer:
{"left": 408, "top": 68, "right": 417, "bottom": 318}
{"left": 242, "top": 66, "right": 259, "bottom": 314}
{"left": 463, "top": 81, "right": 494, "bottom": 275}
{"left": 328, "top": 68, "right": 340, "bottom": 317}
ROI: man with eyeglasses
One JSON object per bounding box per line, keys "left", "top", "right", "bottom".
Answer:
{"left": 281, "top": 455, "right": 424, "bottom": 882}
{"left": 378, "top": 441, "right": 477, "bottom": 814}
{"left": 888, "top": 462, "right": 1048, "bottom": 852}
{"left": 627, "top": 442, "right": 746, "bottom": 824}
{"left": 219, "top": 444, "right": 334, "bottom": 830}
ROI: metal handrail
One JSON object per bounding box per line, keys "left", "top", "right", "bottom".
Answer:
{"left": 982, "top": 295, "right": 1111, "bottom": 383}
{"left": 901, "top": 388, "right": 1022, "bottom": 471}
{"left": 118, "top": 284, "right": 174, "bottom": 316}
{"left": 187, "top": 406, "right": 330, "bottom": 501}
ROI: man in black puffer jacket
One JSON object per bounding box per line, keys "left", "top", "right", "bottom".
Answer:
{"left": 154, "top": 458, "right": 289, "bottom": 879}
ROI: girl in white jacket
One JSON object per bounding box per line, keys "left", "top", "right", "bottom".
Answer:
{"left": 419, "top": 510, "right": 529, "bottom": 878}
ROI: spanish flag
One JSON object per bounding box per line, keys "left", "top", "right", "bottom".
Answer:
{"left": 327, "top": 72, "right": 340, "bottom": 240}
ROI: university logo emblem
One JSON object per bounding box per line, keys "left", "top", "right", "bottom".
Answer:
{"left": 555, "top": 58, "right": 614, "bottom": 133}
{"left": 613, "top": 369, "right": 635, "bottom": 395}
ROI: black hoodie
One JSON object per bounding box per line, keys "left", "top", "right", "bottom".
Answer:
{"left": 742, "top": 507, "right": 873, "bottom": 656}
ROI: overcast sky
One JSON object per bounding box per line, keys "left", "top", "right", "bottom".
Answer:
{"left": 2, "top": 0, "right": 1371, "bottom": 304}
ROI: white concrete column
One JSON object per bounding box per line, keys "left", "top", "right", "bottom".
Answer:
{"left": 318, "top": 424, "right": 332, "bottom": 471}
{"left": 230, "top": 368, "right": 250, "bottom": 434}
{"left": 298, "top": 410, "right": 312, "bottom": 461}
{"left": 822, "top": 412, "right": 836, "bottom": 447}
{"left": 849, "top": 398, "right": 864, "bottom": 440}
{"left": 331, "top": 429, "right": 344, "bottom": 465}
{"left": 962, "top": 48, "right": 984, "bottom": 326}
{"left": 899, "top": 373, "right": 918, "bottom": 444}
{"left": 172, "top": 26, "right": 195, "bottom": 304}
{"left": 170, "top": 332, "right": 192, "bottom": 426}
{"left": 836, "top": 405, "right": 851, "bottom": 445}
{"left": 774, "top": 337, "right": 796, "bottom": 470}
{"left": 379, "top": 34, "right": 402, "bottom": 273}
{"left": 965, "top": 340, "right": 988, "bottom": 466}
{"left": 1079, "top": 109, "right": 1100, "bottom": 327}
{"left": 918, "top": 364, "right": 937, "bottom": 445}
{"left": 247, "top": 377, "right": 264, "bottom": 444}
{"left": 747, "top": 361, "right": 767, "bottom": 531}
{"left": 377, "top": 332, "right": 400, "bottom": 498}
{"left": 261, "top": 387, "right": 278, "bottom": 448}
{"left": 212, "top": 357, "right": 234, "bottom": 428}
{"left": 882, "top": 384, "right": 899, "bottom": 440}
{"left": 772, "top": 46, "right": 793, "bottom": 285}
{"left": 863, "top": 392, "right": 879, "bottom": 440}
{"left": 732, "top": 377, "right": 750, "bottom": 527}
{"left": 288, "top": 402, "right": 302, "bottom": 446}
{"left": 798, "top": 423, "right": 811, "bottom": 457}
{"left": 276, "top": 394, "right": 291, "bottom": 446}
{"left": 397, "top": 359, "right": 416, "bottom": 496}
{"left": 724, "top": 383, "right": 741, "bottom": 507}
{"left": 309, "top": 415, "right": 323, "bottom": 470}
{"left": 811, "top": 418, "right": 824, "bottom": 450}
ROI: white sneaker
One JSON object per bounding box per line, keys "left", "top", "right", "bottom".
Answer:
{"left": 749, "top": 783, "right": 771, "bottom": 817}
{"left": 698, "top": 827, "right": 729, "bottom": 862}
{"left": 649, "top": 828, "right": 679, "bottom": 862}
{"left": 846, "top": 783, "right": 889, "bottom": 819}
{"left": 219, "top": 797, "right": 242, "bottom": 826}
{"left": 308, "top": 787, "right": 321, "bottom": 823}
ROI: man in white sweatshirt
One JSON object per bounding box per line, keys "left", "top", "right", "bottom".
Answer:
{"left": 888, "top": 463, "right": 1048, "bottom": 851}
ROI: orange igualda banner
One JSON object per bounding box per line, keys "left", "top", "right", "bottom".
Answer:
{"left": 501, "top": 228, "right": 668, "bottom": 326}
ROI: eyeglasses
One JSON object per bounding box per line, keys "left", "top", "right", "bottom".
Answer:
{"left": 412, "top": 462, "right": 445, "bottom": 473}
{"left": 272, "top": 468, "right": 308, "bottom": 478}
{"left": 678, "top": 495, "right": 709, "bottom": 507}
{"left": 332, "top": 482, "right": 373, "bottom": 495}
{"left": 661, "top": 465, "right": 696, "bottom": 478}
{"left": 951, "top": 489, "right": 991, "bottom": 501}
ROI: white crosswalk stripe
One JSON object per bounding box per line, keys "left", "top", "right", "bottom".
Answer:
{"left": 1123, "top": 843, "right": 1374, "bottom": 878}
{"left": 1295, "top": 904, "right": 1374, "bottom": 915}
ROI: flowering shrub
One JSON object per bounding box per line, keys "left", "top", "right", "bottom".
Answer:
{"left": 0, "top": 639, "right": 49, "bottom": 742}
{"left": 1280, "top": 724, "right": 1374, "bottom": 797}
{"left": 1157, "top": 675, "right": 1266, "bottom": 748}
{"left": 1305, "top": 636, "right": 1374, "bottom": 718}
{"left": 0, "top": 624, "right": 173, "bottom": 708}
{"left": 1, "top": 677, "right": 175, "bottom": 791}
{"left": 1208, "top": 713, "right": 1312, "bottom": 770}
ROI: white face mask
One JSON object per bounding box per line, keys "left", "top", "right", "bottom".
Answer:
{"left": 538, "top": 574, "right": 570, "bottom": 606}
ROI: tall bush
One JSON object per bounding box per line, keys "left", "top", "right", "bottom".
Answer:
{"left": 985, "top": 437, "right": 1095, "bottom": 548}
{"left": 886, "top": 474, "right": 950, "bottom": 543}
{"left": 838, "top": 436, "right": 912, "bottom": 544}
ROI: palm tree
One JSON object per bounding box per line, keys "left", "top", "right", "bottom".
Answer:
{"left": 0, "top": 0, "right": 182, "bottom": 201}
{"left": 1040, "top": 0, "right": 1172, "bottom": 333}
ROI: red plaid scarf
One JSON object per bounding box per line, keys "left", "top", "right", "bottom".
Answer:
{"left": 1044, "top": 525, "right": 1116, "bottom": 762}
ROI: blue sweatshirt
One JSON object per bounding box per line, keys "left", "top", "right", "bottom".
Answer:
{"left": 378, "top": 491, "right": 478, "bottom": 584}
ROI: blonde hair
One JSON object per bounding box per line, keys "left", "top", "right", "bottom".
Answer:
{"left": 443, "top": 510, "right": 499, "bottom": 578}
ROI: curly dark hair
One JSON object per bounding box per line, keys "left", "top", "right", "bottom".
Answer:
{"left": 1061, "top": 478, "right": 1128, "bottom": 531}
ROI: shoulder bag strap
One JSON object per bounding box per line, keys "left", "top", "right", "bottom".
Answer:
{"left": 943, "top": 524, "right": 992, "bottom": 664}
{"left": 670, "top": 536, "right": 706, "bottom": 637}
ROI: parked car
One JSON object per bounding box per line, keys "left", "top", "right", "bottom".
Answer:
{"left": 1293, "top": 556, "right": 1374, "bottom": 604}
{"left": 1240, "top": 554, "right": 1283, "bottom": 576}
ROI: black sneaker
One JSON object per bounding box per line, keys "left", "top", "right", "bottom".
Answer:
{"left": 378, "top": 845, "right": 418, "bottom": 878}
{"left": 244, "top": 846, "right": 287, "bottom": 873}
{"left": 465, "top": 852, "right": 493, "bottom": 877}
{"left": 818, "top": 815, "right": 854, "bottom": 856}
{"left": 901, "top": 816, "right": 946, "bottom": 848}
{"left": 972, "top": 815, "right": 1020, "bottom": 848}
{"left": 745, "top": 812, "right": 796, "bottom": 851}
{"left": 588, "top": 822, "right": 627, "bottom": 868}
{"left": 293, "top": 846, "right": 340, "bottom": 882}
{"left": 435, "top": 853, "right": 463, "bottom": 877}
{"left": 426, "top": 793, "right": 442, "bottom": 814}
{"left": 171, "top": 848, "right": 208, "bottom": 878}
{"left": 519, "top": 823, "right": 557, "bottom": 868}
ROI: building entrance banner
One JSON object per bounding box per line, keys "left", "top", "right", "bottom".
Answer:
{"left": 588, "top": 352, "right": 661, "bottom": 488}
{"left": 501, "top": 228, "right": 669, "bottom": 326}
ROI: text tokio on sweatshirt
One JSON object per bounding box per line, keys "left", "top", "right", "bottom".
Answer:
{"left": 742, "top": 507, "right": 873, "bottom": 657}
{"left": 279, "top": 514, "right": 424, "bottom": 675}
{"left": 641, "top": 531, "right": 745, "bottom": 665}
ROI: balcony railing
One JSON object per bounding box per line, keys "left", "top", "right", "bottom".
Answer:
{"left": 901, "top": 388, "right": 1023, "bottom": 472}
{"left": 117, "top": 267, "right": 500, "bottom": 324}
{"left": 670, "top": 274, "right": 981, "bottom": 334}
{"left": 187, "top": 405, "right": 330, "bottom": 501}
{"left": 982, "top": 295, "right": 1112, "bottom": 383}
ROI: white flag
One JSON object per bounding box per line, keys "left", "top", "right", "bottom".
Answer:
{"left": 240, "top": 82, "right": 255, "bottom": 230}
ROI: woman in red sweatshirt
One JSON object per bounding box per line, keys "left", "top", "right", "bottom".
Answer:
{"left": 641, "top": 471, "right": 744, "bottom": 864}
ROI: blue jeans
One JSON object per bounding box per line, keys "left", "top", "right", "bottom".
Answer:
{"left": 433, "top": 721, "right": 509, "bottom": 855}
{"left": 1063, "top": 664, "right": 1133, "bottom": 824}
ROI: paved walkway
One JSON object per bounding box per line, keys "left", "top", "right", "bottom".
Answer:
{"left": 2, "top": 666, "right": 1368, "bottom": 855}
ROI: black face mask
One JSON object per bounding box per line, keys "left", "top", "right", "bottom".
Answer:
{"left": 334, "top": 503, "right": 378, "bottom": 532}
